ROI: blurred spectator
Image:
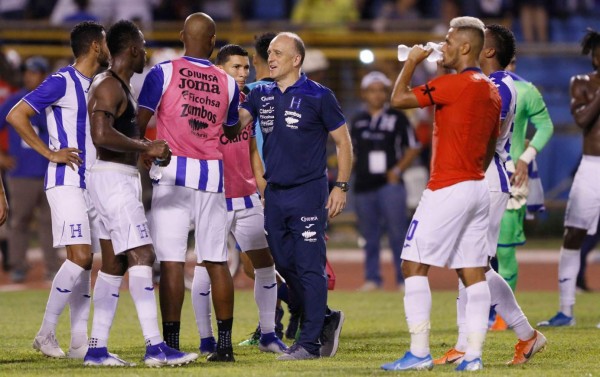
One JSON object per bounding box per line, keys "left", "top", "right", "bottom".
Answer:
{"left": 302, "top": 49, "right": 330, "bottom": 84}
{"left": 0, "top": 56, "right": 61, "bottom": 282}
{"left": 62, "top": 0, "right": 99, "bottom": 23}
{"left": 238, "top": 0, "right": 294, "bottom": 20}
{"left": 51, "top": 0, "right": 159, "bottom": 30}
{"left": 154, "top": 0, "right": 239, "bottom": 21}
{"left": 0, "top": 0, "right": 27, "bottom": 19}
{"left": 517, "top": 0, "right": 549, "bottom": 42}
{"left": 350, "top": 71, "right": 421, "bottom": 291}
{"left": 291, "top": 0, "right": 359, "bottom": 29}
{"left": 367, "top": 0, "right": 441, "bottom": 32}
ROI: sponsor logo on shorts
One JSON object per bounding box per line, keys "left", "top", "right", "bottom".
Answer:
{"left": 302, "top": 230, "right": 317, "bottom": 242}
{"left": 305, "top": 224, "right": 315, "bottom": 229}
{"left": 56, "top": 287, "right": 72, "bottom": 293}
{"left": 301, "top": 216, "right": 318, "bottom": 222}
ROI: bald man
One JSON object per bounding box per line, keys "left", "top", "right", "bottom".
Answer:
{"left": 137, "top": 12, "right": 239, "bottom": 362}
{"left": 234, "top": 32, "right": 352, "bottom": 360}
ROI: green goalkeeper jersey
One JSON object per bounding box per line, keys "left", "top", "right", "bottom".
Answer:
{"left": 507, "top": 71, "right": 554, "bottom": 159}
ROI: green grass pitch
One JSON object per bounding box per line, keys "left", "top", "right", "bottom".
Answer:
{"left": 1, "top": 289, "right": 599, "bottom": 376}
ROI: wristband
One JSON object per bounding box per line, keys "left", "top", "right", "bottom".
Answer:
{"left": 518, "top": 146, "right": 537, "bottom": 165}
{"left": 392, "top": 166, "right": 402, "bottom": 177}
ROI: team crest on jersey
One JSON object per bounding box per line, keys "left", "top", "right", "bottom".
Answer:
{"left": 289, "top": 96, "right": 302, "bottom": 110}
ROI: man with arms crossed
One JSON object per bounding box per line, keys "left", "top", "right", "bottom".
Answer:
{"left": 7, "top": 21, "right": 109, "bottom": 359}
{"left": 380, "top": 16, "right": 501, "bottom": 372}
{"left": 82, "top": 20, "right": 197, "bottom": 367}
{"left": 538, "top": 28, "right": 600, "bottom": 327}
{"left": 137, "top": 12, "right": 239, "bottom": 361}
{"left": 434, "top": 24, "right": 546, "bottom": 367}
{"left": 231, "top": 32, "right": 352, "bottom": 360}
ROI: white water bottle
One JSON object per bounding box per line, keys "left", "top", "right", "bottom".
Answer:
{"left": 425, "top": 42, "right": 443, "bottom": 62}
{"left": 397, "top": 43, "right": 443, "bottom": 62}
{"left": 149, "top": 159, "right": 164, "bottom": 183}
{"left": 397, "top": 44, "right": 411, "bottom": 61}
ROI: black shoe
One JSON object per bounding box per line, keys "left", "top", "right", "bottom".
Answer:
{"left": 206, "top": 348, "right": 235, "bottom": 362}
{"left": 320, "top": 310, "right": 344, "bottom": 357}
{"left": 285, "top": 312, "right": 300, "bottom": 340}
{"left": 275, "top": 306, "right": 285, "bottom": 340}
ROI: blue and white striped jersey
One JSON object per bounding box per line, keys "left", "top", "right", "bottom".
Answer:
{"left": 23, "top": 66, "right": 96, "bottom": 190}
{"left": 485, "top": 70, "right": 516, "bottom": 193}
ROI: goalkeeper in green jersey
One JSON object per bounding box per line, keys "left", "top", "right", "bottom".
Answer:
{"left": 495, "top": 60, "right": 554, "bottom": 292}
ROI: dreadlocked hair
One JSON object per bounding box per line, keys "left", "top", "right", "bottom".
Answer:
{"left": 581, "top": 28, "right": 600, "bottom": 56}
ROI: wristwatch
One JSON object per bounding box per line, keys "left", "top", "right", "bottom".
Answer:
{"left": 334, "top": 181, "right": 349, "bottom": 192}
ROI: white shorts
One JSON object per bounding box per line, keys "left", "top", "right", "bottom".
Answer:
{"left": 402, "top": 180, "right": 490, "bottom": 269}
{"left": 46, "top": 185, "right": 105, "bottom": 252}
{"left": 227, "top": 203, "right": 269, "bottom": 252}
{"left": 487, "top": 191, "right": 509, "bottom": 257}
{"left": 151, "top": 185, "right": 227, "bottom": 263}
{"left": 87, "top": 161, "right": 152, "bottom": 255}
{"left": 564, "top": 156, "right": 600, "bottom": 235}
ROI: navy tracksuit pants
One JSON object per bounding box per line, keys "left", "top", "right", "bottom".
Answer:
{"left": 264, "top": 176, "right": 328, "bottom": 355}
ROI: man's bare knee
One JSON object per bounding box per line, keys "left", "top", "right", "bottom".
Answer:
{"left": 245, "top": 248, "right": 274, "bottom": 269}
{"left": 66, "top": 244, "right": 93, "bottom": 270}
{"left": 563, "top": 227, "right": 587, "bottom": 250}
{"left": 126, "top": 245, "right": 156, "bottom": 267}
{"left": 401, "top": 260, "right": 429, "bottom": 278}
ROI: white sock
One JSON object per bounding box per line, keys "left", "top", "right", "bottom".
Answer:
{"left": 254, "top": 265, "right": 277, "bottom": 335}
{"left": 192, "top": 266, "right": 214, "bottom": 339}
{"left": 404, "top": 276, "right": 431, "bottom": 358}
{"left": 558, "top": 247, "right": 579, "bottom": 317}
{"left": 464, "top": 281, "right": 490, "bottom": 362}
{"left": 69, "top": 269, "right": 91, "bottom": 349}
{"left": 128, "top": 266, "right": 162, "bottom": 346}
{"left": 455, "top": 279, "right": 467, "bottom": 352}
{"left": 39, "top": 259, "right": 84, "bottom": 335}
{"left": 486, "top": 269, "right": 534, "bottom": 341}
{"left": 89, "top": 271, "right": 123, "bottom": 349}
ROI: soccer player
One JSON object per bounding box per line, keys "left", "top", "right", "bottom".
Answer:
{"left": 538, "top": 28, "right": 600, "bottom": 327}
{"left": 82, "top": 20, "right": 198, "bottom": 367}
{"left": 7, "top": 21, "right": 109, "bottom": 359}
{"left": 190, "top": 43, "right": 287, "bottom": 355}
{"left": 232, "top": 32, "right": 352, "bottom": 360}
{"left": 137, "top": 12, "right": 239, "bottom": 362}
{"left": 434, "top": 24, "right": 547, "bottom": 367}
{"left": 380, "top": 17, "right": 501, "bottom": 371}
{"left": 490, "top": 54, "right": 554, "bottom": 331}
